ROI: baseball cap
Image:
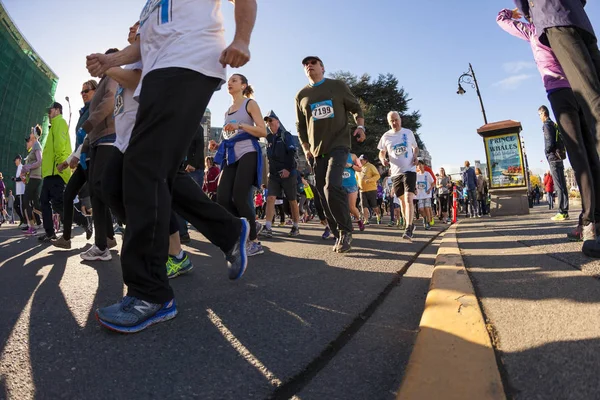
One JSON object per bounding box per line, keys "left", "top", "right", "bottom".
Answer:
{"left": 302, "top": 56, "right": 323, "bottom": 66}
{"left": 48, "top": 102, "right": 63, "bottom": 113}
{"left": 264, "top": 110, "right": 280, "bottom": 122}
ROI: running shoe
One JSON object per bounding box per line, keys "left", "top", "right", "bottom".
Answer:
{"left": 96, "top": 296, "right": 177, "bottom": 334}
{"left": 387, "top": 221, "right": 395, "bottom": 227}
{"left": 583, "top": 236, "right": 600, "bottom": 258}
{"left": 376, "top": 216, "right": 381, "bottom": 225}
{"left": 259, "top": 227, "right": 273, "bottom": 238}
{"left": 582, "top": 223, "right": 596, "bottom": 242}
{"left": 166, "top": 252, "right": 194, "bottom": 279}
{"left": 278, "top": 222, "right": 286, "bottom": 227}
{"left": 80, "top": 245, "right": 112, "bottom": 261}
{"left": 113, "top": 225, "right": 124, "bottom": 236}
{"left": 338, "top": 232, "right": 352, "bottom": 253}
{"left": 567, "top": 224, "right": 583, "bottom": 242}
{"left": 289, "top": 226, "right": 300, "bottom": 237}
{"left": 85, "top": 223, "right": 94, "bottom": 240}
{"left": 247, "top": 241, "right": 264, "bottom": 257}
{"left": 107, "top": 237, "right": 118, "bottom": 249}
{"left": 358, "top": 220, "right": 365, "bottom": 231}
{"left": 403, "top": 225, "right": 414, "bottom": 242}
{"left": 225, "top": 218, "right": 249, "bottom": 280}
{"left": 363, "top": 219, "right": 370, "bottom": 226}
{"left": 21, "top": 224, "right": 30, "bottom": 231}
{"left": 551, "top": 213, "right": 569, "bottom": 221}
{"left": 51, "top": 235, "right": 71, "bottom": 249}
{"left": 430, "top": 218, "right": 435, "bottom": 226}
{"left": 38, "top": 233, "right": 57, "bottom": 242}
{"left": 425, "top": 222, "right": 431, "bottom": 231}
{"left": 25, "top": 227, "right": 37, "bottom": 235}
{"left": 322, "top": 226, "right": 332, "bottom": 240}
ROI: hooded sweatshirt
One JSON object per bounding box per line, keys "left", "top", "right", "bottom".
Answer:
{"left": 81, "top": 76, "right": 117, "bottom": 152}
{"left": 42, "top": 114, "right": 72, "bottom": 183}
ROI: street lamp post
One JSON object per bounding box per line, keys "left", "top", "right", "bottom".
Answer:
{"left": 457, "top": 63, "right": 488, "bottom": 125}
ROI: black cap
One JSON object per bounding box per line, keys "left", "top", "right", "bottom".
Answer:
{"left": 302, "top": 56, "right": 323, "bottom": 65}
{"left": 14, "top": 154, "right": 22, "bottom": 161}
{"left": 263, "top": 110, "right": 280, "bottom": 122}
{"left": 48, "top": 102, "right": 63, "bottom": 113}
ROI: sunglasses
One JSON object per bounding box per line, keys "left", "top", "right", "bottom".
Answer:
{"left": 81, "top": 89, "right": 94, "bottom": 95}
{"left": 304, "top": 60, "right": 319, "bottom": 66}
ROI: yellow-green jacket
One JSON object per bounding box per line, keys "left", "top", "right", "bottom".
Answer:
{"left": 42, "top": 114, "right": 72, "bottom": 183}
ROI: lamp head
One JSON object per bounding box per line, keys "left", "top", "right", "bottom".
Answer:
{"left": 457, "top": 84, "right": 466, "bottom": 95}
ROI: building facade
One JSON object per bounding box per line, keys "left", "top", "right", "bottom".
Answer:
{"left": 0, "top": 2, "right": 58, "bottom": 193}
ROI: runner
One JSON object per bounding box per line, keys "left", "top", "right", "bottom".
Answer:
{"left": 51, "top": 79, "right": 99, "bottom": 249}
{"left": 356, "top": 154, "right": 381, "bottom": 225}
{"left": 416, "top": 159, "right": 434, "bottom": 230}
{"left": 86, "top": 0, "right": 256, "bottom": 333}
{"left": 296, "top": 55, "right": 366, "bottom": 253}
{"left": 437, "top": 167, "right": 451, "bottom": 223}
{"left": 378, "top": 111, "right": 419, "bottom": 241}
{"left": 343, "top": 152, "right": 364, "bottom": 231}
{"left": 202, "top": 156, "right": 220, "bottom": 201}
{"left": 210, "top": 74, "right": 266, "bottom": 255}
{"left": 261, "top": 110, "right": 300, "bottom": 238}
{"left": 11, "top": 155, "right": 25, "bottom": 227}
{"left": 21, "top": 127, "right": 44, "bottom": 235}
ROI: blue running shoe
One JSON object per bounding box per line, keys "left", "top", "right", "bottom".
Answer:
{"left": 166, "top": 252, "right": 194, "bottom": 279}
{"left": 225, "top": 217, "right": 249, "bottom": 280}
{"left": 322, "top": 226, "right": 331, "bottom": 240}
{"left": 96, "top": 296, "right": 177, "bottom": 334}
{"left": 247, "top": 241, "right": 264, "bottom": 257}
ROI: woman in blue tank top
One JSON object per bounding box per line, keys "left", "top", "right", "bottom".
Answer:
{"left": 342, "top": 153, "right": 364, "bottom": 230}
{"left": 209, "top": 74, "right": 267, "bottom": 256}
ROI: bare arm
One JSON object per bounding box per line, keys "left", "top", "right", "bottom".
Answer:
{"left": 241, "top": 99, "right": 267, "bottom": 138}
{"left": 379, "top": 149, "right": 388, "bottom": 166}
{"left": 219, "top": 0, "right": 257, "bottom": 68}
{"left": 105, "top": 67, "right": 142, "bottom": 90}
{"left": 86, "top": 41, "right": 141, "bottom": 77}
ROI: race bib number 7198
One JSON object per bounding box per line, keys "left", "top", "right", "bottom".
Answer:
{"left": 311, "top": 100, "right": 334, "bottom": 121}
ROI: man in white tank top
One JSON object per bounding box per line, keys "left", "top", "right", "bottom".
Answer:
{"left": 85, "top": 0, "right": 257, "bottom": 334}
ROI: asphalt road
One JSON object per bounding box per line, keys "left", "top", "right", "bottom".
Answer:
{"left": 0, "top": 217, "right": 445, "bottom": 400}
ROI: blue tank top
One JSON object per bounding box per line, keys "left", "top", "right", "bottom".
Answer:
{"left": 222, "top": 98, "right": 256, "bottom": 161}
{"left": 342, "top": 154, "right": 357, "bottom": 187}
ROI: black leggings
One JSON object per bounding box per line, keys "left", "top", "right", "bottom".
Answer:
{"left": 89, "top": 144, "right": 115, "bottom": 250}
{"left": 217, "top": 152, "right": 258, "bottom": 240}
{"left": 24, "top": 178, "right": 42, "bottom": 224}
{"left": 14, "top": 194, "right": 24, "bottom": 223}
{"left": 62, "top": 165, "right": 90, "bottom": 240}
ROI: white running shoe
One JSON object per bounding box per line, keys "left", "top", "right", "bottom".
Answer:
{"left": 80, "top": 245, "right": 112, "bottom": 261}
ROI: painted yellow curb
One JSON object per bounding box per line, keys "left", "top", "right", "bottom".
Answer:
{"left": 397, "top": 223, "right": 505, "bottom": 400}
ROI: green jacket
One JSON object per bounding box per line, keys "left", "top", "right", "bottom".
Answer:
{"left": 42, "top": 114, "right": 72, "bottom": 183}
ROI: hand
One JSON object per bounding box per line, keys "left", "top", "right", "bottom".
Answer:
{"left": 57, "top": 161, "right": 69, "bottom": 172}
{"left": 219, "top": 39, "right": 251, "bottom": 68}
{"left": 185, "top": 165, "right": 196, "bottom": 173}
{"left": 305, "top": 150, "right": 314, "bottom": 161}
{"left": 353, "top": 127, "right": 366, "bottom": 142}
{"left": 86, "top": 53, "right": 113, "bottom": 77}
{"left": 412, "top": 157, "right": 418, "bottom": 166}
{"left": 69, "top": 157, "right": 80, "bottom": 169}
{"left": 279, "top": 169, "right": 290, "bottom": 179}
{"left": 381, "top": 159, "right": 390, "bottom": 167}
{"left": 511, "top": 8, "right": 522, "bottom": 20}
{"left": 223, "top": 123, "right": 238, "bottom": 132}
{"left": 209, "top": 140, "right": 218, "bottom": 151}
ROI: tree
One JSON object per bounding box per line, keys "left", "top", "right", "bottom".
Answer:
{"left": 529, "top": 173, "right": 542, "bottom": 189}
{"left": 328, "top": 71, "right": 424, "bottom": 164}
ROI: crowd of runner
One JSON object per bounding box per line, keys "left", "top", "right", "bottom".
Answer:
{"left": 1, "top": 0, "right": 599, "bottom": 333}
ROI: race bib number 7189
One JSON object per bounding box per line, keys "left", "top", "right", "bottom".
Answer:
{"left": 311, "top": 100, "right": 334, "bottom": 121}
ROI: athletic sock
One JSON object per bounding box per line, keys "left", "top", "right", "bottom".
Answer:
{"left": 265, "top": 221, "right": 272, "bottom": 230}
{"left": 175, "top": 249, "right": 185, "bottom": 260}
{"left": 293, "top": 222, "right": 299, "bottom": 228}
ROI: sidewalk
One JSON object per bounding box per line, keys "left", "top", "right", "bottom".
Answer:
{"left": 457, "top": 206, "right": 600, "bottom": 399}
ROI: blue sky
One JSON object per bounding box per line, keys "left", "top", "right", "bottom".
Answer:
{"left": 3, "top": 0, "right": 599, "bottom": 176}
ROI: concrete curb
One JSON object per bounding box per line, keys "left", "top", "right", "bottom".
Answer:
{"left": 397, "top": 223, "right": 505, "bottom": 400}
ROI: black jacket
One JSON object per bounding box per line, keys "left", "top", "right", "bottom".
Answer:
{"left": 543, "top": 119, "right": 559, "bottom": 163}
{"left": 267, "top": 127, "right": 296, "bottom": 172}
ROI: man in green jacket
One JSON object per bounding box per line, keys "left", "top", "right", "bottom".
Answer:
{"left": 39, "top": 102, "right": 72, "bottom": 242}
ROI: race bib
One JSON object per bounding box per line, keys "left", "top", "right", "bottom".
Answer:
{"left": 311, "top": 100, "right": 334, "bottom": 120}
{"left": 114, "top": 86, "right": 124, "bottom": 117}
{"left": 392, "top": 143, "right": 408, "bottom": 157}
{"left": 417, "top": 181, "right": 427, "bottom": 191}
{"left": 342, "top": 171, "right": 351, "bottom": 179}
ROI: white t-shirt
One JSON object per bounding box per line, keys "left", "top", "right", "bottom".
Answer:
{"left": 135, "top": 0, "right": 229, "bottom": 99}
{"left": 416, "top": 171, "right": 434, "bottom": 200}
{"left": 114, "top": 61, "right": 143, "bottom": 153}
{"left": 15, "top": 164, "right": 25, "bottom": 195}
{"left": 377, "top": 128, "right": 418, "bottom": 176}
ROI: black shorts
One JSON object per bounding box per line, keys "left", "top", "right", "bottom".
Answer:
{"left": 361, "top": 190, "right": 378, "bottom": 209}
{"left": 392, "top": 172, "right": 417, "bottom": 198}
{"left": 267, "top": 171, "right": 297, "bottom": 200}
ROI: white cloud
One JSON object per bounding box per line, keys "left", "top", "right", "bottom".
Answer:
{"left": 492, "top": 74, "right": 534, "bottom": 90}
{"left": 503, "top": 61, "right": 536, "bottom": 74}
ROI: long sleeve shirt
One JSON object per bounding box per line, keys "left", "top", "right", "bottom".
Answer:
{"left": 543, "top": 119, "right": 560, "bottom": 162}
{"left": 513, "top": 0, "right": 594, "bottom": 38}
{"left": 497, "top": 9, "right": 570, "bottom": 92}
{"left": 295, "top": 79, "right": 364, "bottom": 157}
{"left": 356, "top": 162, "right": 381, "bottom": 192}
{"left": 42, "top": 115, "right": 71, "bottom": 183}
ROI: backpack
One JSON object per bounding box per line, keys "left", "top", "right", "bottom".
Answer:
{"left": 554, "top": 124, "right": 567, "bottom": 160}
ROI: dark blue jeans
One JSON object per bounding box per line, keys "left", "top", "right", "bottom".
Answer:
{"left": 549, "top": 160, "right": 569, "bottom": 215}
